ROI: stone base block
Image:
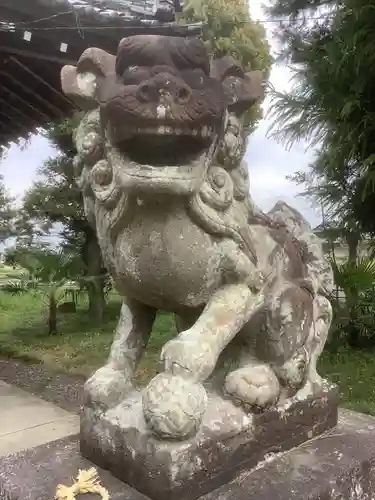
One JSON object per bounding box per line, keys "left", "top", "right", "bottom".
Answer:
{"left": 80, "top": 384, "right": 338, "bottom": 500}
{"left": 2, "top": 409, "right": 375, "bottom": 500}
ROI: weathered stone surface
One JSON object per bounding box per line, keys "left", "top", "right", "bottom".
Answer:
{"left": 0, "top": 435, "right": 149, "bottom": 500}
{"left": 201, "top": 409, "right": 375, "bottom": 500}
{"left": 80, "top": 384, "right": 338, "bottom": 500}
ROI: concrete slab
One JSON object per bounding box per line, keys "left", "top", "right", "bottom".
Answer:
{"left": 0, "top": 380, "right": 79, "bottom": 457}
{"left": 1, "top": 409, "right": 375, "bottom": 500}
{"left": 0, "top": 435, "right": 149, "bottom": 500}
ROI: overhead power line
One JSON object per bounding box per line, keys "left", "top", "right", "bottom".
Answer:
{"left": 1, "top": 0, "right": 124, "bottom": 26}
{"left": 3, "top": 0, "right": 270, "bottom": 27}
{"left": 0, "top": 14, "right": 334, "bottom": 32}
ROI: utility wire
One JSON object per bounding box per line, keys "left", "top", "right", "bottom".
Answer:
{"left": 0, "top": 14, "right": 333, "bottom": 32}
{"left": 2, "top": 0, "right": 110, "bottom": 26}
{"left": 1, "top": 0, "right": 202, "bottom": 28}
{"left": 7, "top": 0, "right": 268, "bottom": 27}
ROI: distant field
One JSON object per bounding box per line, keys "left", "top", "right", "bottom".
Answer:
{"left": 0, "top": 264, "right": 25, "bottom": 279}
{"left": 0, "top": 265, "right": 27, "bottom": 290}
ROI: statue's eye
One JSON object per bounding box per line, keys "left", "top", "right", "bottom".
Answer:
{"left": 181, "top": 68, "right": 207, "bottom": 89}
{"left": 122, "top": 66, "right": 139, "bottom": 79}
{"left": 121, "top": 66, "right": 149, "bottom": 84}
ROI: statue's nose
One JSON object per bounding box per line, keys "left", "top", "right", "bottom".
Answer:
{"left": 136, "top": 74, "right": 192, "bottom": 105}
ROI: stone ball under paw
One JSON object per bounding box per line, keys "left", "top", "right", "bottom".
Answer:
{"left": 224, "top": 364, "right": 281, "bottom": 409}
{"left": 142, "top": 373, "right": 208, "bottom": 440}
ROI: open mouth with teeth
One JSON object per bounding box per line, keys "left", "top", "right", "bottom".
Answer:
{"left": 112, "top": 124, "right": 216, "bottom": 167}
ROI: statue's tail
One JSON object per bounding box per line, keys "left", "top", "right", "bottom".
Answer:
{"left": 266, "top": 201, "right": 334, "bottom": 297}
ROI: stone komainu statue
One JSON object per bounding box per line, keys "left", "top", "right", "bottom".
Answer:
{"left": 61, "top": 35, "right": 334, "bottom": 440}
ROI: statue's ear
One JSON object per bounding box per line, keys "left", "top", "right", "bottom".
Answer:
{"left": 61, "top": 48, "right": 116, "bottom": 110}
{"left": 211, "top": 56, "right": 264, "bottom": 115}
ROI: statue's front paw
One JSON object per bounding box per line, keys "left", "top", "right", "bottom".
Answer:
{"left": 161, "top": 337, "right": 217, "bottom": 381}
{"left": 84, "top": 365, "right": 132, "bottom": 411}
{"left": 224, "top": 364, "right": 281, "bottom": 410}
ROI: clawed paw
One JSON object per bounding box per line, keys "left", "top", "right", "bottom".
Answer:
{"left": 84, "top": 365, "right": 132, "bottom": 410}
{"left": 274, "top": 349, "right": 308, "bottom": 392}
{"left": 224, "top": 364, "right": 281, "bottom": 409}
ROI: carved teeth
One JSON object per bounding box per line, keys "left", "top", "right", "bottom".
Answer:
{"left": 157, "top": 105, "right": 166, "bottom": 119}
{"left": 202, "top": 126, "right": 210, "bottom": 137}
{"left": 125, "top": 125, "right": 214, "bottom": 138}
{"left": 114, "top": 125, "right": 215, "bottom": 142}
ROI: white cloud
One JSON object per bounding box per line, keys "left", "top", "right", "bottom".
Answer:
{"left": 0, "top": 4, "right": 321, "bottom": 228}
{"left": 1, "top": 134, "right": 56, "bottom": 205}
{"left": 246, "top": 119, "right": 321, "bottom": 226}
{"left": 245, "top": 1, "right": 322, "bottom": 226}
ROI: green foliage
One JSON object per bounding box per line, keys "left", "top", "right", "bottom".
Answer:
{"left": 319, "top": 348, "right": 375, "bottom": 416}
{"left": 0, "top": 290, "right": 175, "bottom": 383}
{"left": 41, "top": 113, "right": 82, "bottom": 153}
{"left": 329, "top": 257, "right": 375, "bottom": 349}
{"left": 5, "top": 245, "right": 55, "bottom": 275}
{"left": 182, "top": 0, "right": 271, "bottom": 128}
{"left": 1, "top": 247, "right": 89, "bottom": 334}
{"left": 183, "top": 0, "right": 270, "bottom": 69}
{"left": 267, "top": 0, "right": 375, "bottom": 235}
{"left": 333, "top": 257, "right": 375, "bottom": 293}
{"left": 287, "top": 154, "right": 360, "bottom": 233}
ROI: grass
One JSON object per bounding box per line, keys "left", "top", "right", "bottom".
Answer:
{"left": 319, "top": 348, "right": 375, "bottom": 416}
{"left": 1, "top": 288, "right": 375, "bottom": 413}
{"left": 0, "top": 290, "right": 176, "bottom": 385}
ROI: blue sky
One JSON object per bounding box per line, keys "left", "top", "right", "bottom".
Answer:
{"left": 0, "top": 2, "right": 323, "bottom": 232}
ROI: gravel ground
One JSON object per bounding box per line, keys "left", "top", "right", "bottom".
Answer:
{"left": 0, "top": 358, "right": 86, "bottom": 413}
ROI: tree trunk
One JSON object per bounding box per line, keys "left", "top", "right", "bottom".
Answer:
{"left": 48, "top": 292, "right": 58, "bottom": 335}
{"left": 345, "top": 231, "right": 360, "bottom": 348}
{"left": 84, "top": 231, "right": 105, "bottom": 322}
{"left": 347, "top": 231, "right": 360, "bottom": 264}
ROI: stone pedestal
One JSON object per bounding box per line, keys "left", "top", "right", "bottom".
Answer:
{"left": 3, "top": 409, "right": 375, "bottom": 500}
{"left": 80, "top": 384, "right": 338, "bottom": 500}
{"left": 204, "top": 408, "right": 375, "bottom": 500}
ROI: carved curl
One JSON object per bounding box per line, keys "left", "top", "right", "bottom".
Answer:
{"left": 188, "top": 63, "right": 263, "bottom": 266}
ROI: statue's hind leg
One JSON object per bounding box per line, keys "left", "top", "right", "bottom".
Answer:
{"left": 224, "top": 283, "right": 315, "bottom": 409}
{"left": 224, "top": 347, "right": 282, "bottom": 410}
{"left": 294, "top": 295, "right": 333, "bottom": 400}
